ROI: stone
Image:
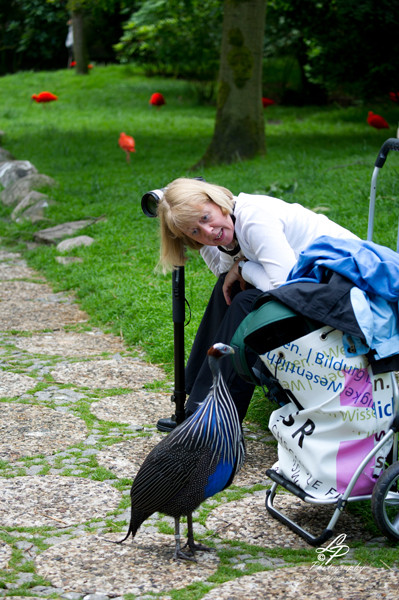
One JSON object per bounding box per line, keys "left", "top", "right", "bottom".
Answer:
{"left": 18, "top": 568, "right": 34, "bottom": 585}
{"left": 57, "top": 235, "right": 94, "bottom": 252}
{"left": 0, "top": 160, "right": 38, "bottom": 188}
{"left": 34, "top": 218, "right": 104, "bottom": 245}
{"left": 1, "top": 172, "right": 57, "bottom": 206}
{"left": 11, "top": 190, "right": 52, "bottom": 222}
{"left": 55, "top": 256, "right": 84, "bottom": 265}
{"left": 0, "top": 148, "right": 14, "bottom": 162}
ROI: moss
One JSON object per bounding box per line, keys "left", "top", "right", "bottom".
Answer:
{"left": 228, "top": 46, "right": 254, "bottom": 88}
{"left": 228, "top": 27, "right": 244, "bottom": 47}
{"left": 227, "top": 27, "right": 254, "bottom": 88}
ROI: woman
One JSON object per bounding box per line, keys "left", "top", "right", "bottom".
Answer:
{"left": 156, "top": 177, "right": 359, "bottom": 431}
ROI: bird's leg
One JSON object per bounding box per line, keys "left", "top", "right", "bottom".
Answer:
{"left": 173, "top": 517, "right": 196, "bottom": 562}
{"left": 185, "top": 513, "right": 213, "bottom": 554}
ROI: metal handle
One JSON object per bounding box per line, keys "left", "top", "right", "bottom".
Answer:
{"left": 368, "top": 138, "right": 399, "bottom": 249}
{"left": 374, "top": 138, "right": 399, "bottom": 168}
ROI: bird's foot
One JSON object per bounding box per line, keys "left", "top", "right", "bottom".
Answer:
{"left": 173, "top": 547, "right": 197, "bottom": 562}
{"left": 186, "top": 540, "right": 213, "bottom": 553}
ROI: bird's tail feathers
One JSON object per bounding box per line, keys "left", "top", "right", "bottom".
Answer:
{"left": 116, "top": 530, "right": 132, "bottom": 544}
{"left": 116, "top": 522, "right": 137, "bottom": 544}
{"left": 115, "top": 510, "right": 146, "bottom": 544}
{"left": 103, "top": 522, "right": 138, "bottom": 545}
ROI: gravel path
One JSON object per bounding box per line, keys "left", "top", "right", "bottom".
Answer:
{"left": 0, "top": 247, "right": 397, "bottom": 600}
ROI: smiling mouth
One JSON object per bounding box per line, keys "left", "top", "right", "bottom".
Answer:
{"left": 215, "top": 229, "right": 223, "bottom": 241}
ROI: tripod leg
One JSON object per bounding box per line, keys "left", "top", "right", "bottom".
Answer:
{"left": 157, "top": 266, "right": 186, "bottom": 432}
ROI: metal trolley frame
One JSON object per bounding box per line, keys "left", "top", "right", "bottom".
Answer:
{"left": 265, "top": 138, "right": 399, "bottom": 546}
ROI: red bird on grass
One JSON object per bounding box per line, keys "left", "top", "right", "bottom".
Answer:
{"left": 118, "top": 132, "right": 136, "bottom": 162}
{"left": 31, "top": 91, "right": 58, "bottom": 104}
{"left": 367, "top": 111, "right": 389, "bottom": 130}
{"left": 389, "top": 91, "right": 399, "bottom": 103}
{"left": 149, "top": 92, "right": 166, "bottom": 109}
{"left": 262, "top": 97, "right": 275, "bottom": 108}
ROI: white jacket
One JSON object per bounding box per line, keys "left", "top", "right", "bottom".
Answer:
{"left": 200, "top": 193, "right": 359, "bottom": 292}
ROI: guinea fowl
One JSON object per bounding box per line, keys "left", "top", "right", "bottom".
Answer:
{"left": 118, "top": 343, "right": 245, "bottom": 560}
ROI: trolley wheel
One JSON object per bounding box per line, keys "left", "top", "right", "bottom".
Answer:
{"left": 371, "top": 462, "right": 399, "bottom": 542}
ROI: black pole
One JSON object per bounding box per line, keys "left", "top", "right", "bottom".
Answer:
{"left": 171, "top": 266, "right": 186, "bottom": 424}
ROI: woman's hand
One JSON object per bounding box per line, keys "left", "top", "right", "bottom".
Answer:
{"left": 222, "top": 261, "right": 247, "bottom": 305}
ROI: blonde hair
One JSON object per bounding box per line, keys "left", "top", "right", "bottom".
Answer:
{"left": 157, "top": 178, "right": 234, "bottom": 272}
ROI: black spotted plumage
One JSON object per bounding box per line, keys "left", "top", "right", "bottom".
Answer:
{"left": 119, "top": 343, "right": 246, "bottom": 560}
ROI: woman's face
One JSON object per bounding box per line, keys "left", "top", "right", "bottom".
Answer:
{"left": 182, "top": 202, "right": 235, "bottom": 247}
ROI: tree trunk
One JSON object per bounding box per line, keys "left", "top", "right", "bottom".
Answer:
{"left": 197, "top": 0, "right": 267, "bottom": 167}
{"left": 72, "top": 11, "right": 89, "bottom": 75}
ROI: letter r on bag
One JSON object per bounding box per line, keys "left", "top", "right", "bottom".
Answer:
{"left": 292, "top": 419, "right": 316, "bottom": 448}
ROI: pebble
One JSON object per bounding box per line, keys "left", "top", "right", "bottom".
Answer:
{"left": 26, "top": 465, "right": 45, "bottom": 475}
{"left": 30, "top": 586, "right": 65, "bottom": 595}
{"left": 0, "top": 248, "right": 394, "bottom": 600}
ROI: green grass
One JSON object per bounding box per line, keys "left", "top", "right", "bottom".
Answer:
{"left": 1, "top": 64, "right": 399, "bottom": 427}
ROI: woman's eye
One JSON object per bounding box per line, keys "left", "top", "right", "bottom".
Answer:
{"left": 191, "top": 228, "right": 198, "bottom": 235}
{"left": 201, "top": 214, "right": 209, "bottom": 222}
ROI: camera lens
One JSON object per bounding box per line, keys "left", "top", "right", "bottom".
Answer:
{"left": 141, "top": 190, "right": 163, "bottom": 217}
{"left": 141, "top": 179, "right": 204, "bottom": 218}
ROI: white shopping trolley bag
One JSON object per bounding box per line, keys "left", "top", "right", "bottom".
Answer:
{"left": 263, "top": 325, "right": 393, "bottom": 499}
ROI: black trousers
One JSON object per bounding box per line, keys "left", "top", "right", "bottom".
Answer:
{"left": 184, "top": 274, "right": 263, "bottom": 422}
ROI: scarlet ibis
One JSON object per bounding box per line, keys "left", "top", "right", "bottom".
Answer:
{"left": 31, "top": 92, "right": 58, "bottom": 104}
{"left": 118, "top": 132, "right": 136, "bottom": 162}
{"left": 149, "top": 93, "right": 166, "bottom": 108}
{"left": 389, "top": 92, "right": 399, "bottom": 103}
{"left": 262, "top": 97, "right": 275, "bottom": 108}
{"left": 367, "top": 111, "right": 389, "bottom": 130}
